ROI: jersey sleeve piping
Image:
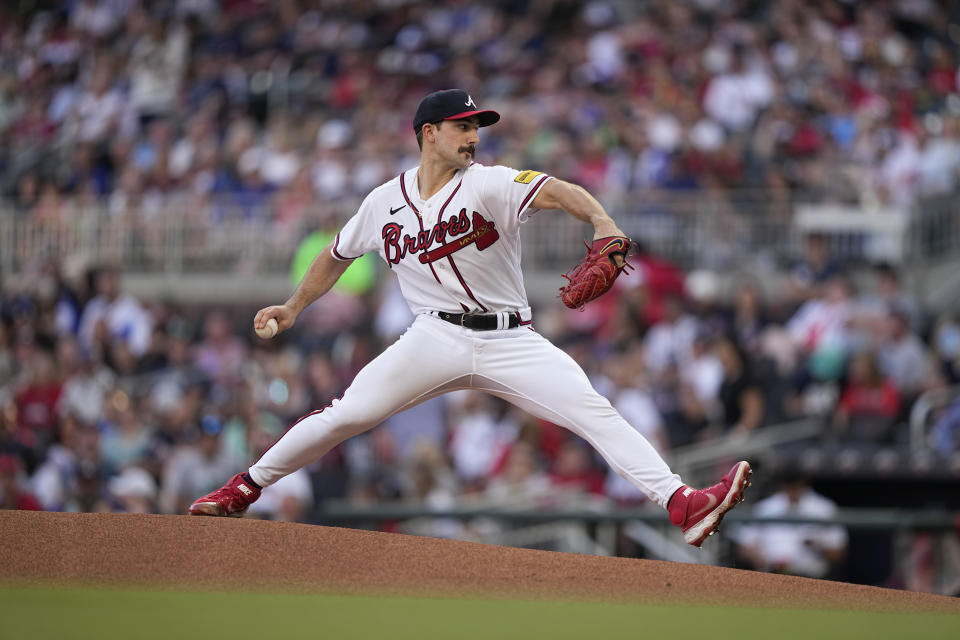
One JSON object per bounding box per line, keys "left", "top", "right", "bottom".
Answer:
{"left": 331, "top": 232, "right": 362, "bottom": 261}
{"left": 516, "top": 174, "right": 553, "bottom": 218}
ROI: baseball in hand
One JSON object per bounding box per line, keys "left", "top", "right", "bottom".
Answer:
{"left": 255, "top": 317, "right": 279, "bottom": 339}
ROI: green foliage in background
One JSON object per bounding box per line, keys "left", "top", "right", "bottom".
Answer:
{"left": 291, "top": 231, "right": 376, "bottom": 295}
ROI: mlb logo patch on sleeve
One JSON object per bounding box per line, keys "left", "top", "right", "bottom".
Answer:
{"left": 514, "top": 170, "right": 544, "bottom": 184}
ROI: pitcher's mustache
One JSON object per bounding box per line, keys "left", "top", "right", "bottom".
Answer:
{"left": 459, "top": 145, "right": 477, "bottom": 154}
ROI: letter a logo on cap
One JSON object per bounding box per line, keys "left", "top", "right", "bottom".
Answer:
{"left": 465, "top": 94, "right": 477, "bottom": 108}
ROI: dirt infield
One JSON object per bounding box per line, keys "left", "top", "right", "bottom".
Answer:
{"left": 2, "top": 511, "right": 958, "bottom": 613}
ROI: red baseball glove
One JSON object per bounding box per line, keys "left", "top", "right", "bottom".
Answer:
{"left": 558, "top": 236, "right": 633, "bottom": 310}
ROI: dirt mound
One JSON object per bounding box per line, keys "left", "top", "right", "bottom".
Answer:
{"left": 2, "top": 511, "right": 957, "bottom": 613}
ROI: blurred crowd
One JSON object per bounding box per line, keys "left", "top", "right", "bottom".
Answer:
{"left": 2, "top": 232, "right": 960, "bottom": 525}
{"left": 2, "top": 0, "right": 960, "bottom": 232}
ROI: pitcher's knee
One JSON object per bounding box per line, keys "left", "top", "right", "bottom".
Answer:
{"left": 300, "top": 396, "right": 388, "bottom": 440}
{"left": 326, "top": 420, "right": 371, "bottom": 440}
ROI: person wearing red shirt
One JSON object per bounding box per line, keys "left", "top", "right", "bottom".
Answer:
{"left": 0, "top": 454, "right": 42, "bottom": 511}
{"left": 14, "top": 349, "right": 63, "bottom": 450}
{"left": 833, "top": 350, "right": 901, "bottom": 443}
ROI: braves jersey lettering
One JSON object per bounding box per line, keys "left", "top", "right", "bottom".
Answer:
{"left": 381, "top": 210, "right": 499, "bottom": 265}
{"left": 334, "top": 163, "right": 554, "bottom": 315}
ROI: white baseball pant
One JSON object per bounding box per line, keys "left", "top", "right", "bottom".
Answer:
{"left": 249, "top": 314, "right": 685, "bottom": 507}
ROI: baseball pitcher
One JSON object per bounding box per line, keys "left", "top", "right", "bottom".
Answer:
{"left": 189, "top": 89, "right": 751, "bottom": 547}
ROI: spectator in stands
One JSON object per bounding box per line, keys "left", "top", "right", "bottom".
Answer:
{"left": 787, "top": 274, "right": 855, "bottom": 383}
{"left": 857, "top": 263, "right": 923, "bottom": 333}
{"left": 651, "top": 353, "right": 707, "bottom": 449}
{"left": 104, "top": 465, "right": 157, "bottom": 514}
{"left": 932, "top": 398, "right": 960, "bottom": 456}
{"left": 643, "top": 294, "right": 698, "bottom": 377}
{"left": 159, "top": 414, "right": 237, "bottom": 514}
{"left": 877, "top": 307, "right": 934, "bottom": 405}
{"left": 686, "top": 269, "right": 727, "bottom": 339}
{"left": 260, "top": 348, "right": 310, "bottom": 422}
{"left": 726, "top": 279, "right": 768, "bottom": 355}
{"left": 932, "top": 313, "right": 960, "bottom": 384}
{"left": 621, "top": 241, "right": 686, "bottom": 329}
{"left": 0, "top": 453, "right": 41, "bottom": 511}
{"left": 30, "top": 413, "right": 85, "bottom": 511}
{"left": 400, "top": 441, "right": 464, "bottom": 540}
{"left": 702, "top": 43, "right": 774, "bottom": 134}
{"left": 917, "top": 114, "right": 960, "bottom": 198}
{"left": 147, "top": 320, "right": 205, "bottom": 440}
{"left": 879, "top": 131, "right": 922, "bottom": 207}
{"left": 13, "top": 347, "right": 62, "bottom": 451}
{"left": 192, "top": 309, "right": 247, "bottom": 391}
{"left": 448, "top": 391, "right": 512, "bottom": 489}
{"left": 68, "top": 66, "right": 126, "bottom": 145}
{"left": 303, "top": 350, "right": 342, "bottom": 408}
{"left": 549, "top": 440, "right": 605, "bottom": 496}
{"left": 343, "top": 424, "right": 404, "bottom": 506}
{"left": 675, "top": 328, "right": 725, "bottom": 438}
{"left": 714, "top": 336, "right": 765, "bottom": 439}
{"left": 78, "top": 265, "right": 153, "bottom": 359}
{"left": 485, "top": 441, "right": 551, "bottom": 505}
{"left": 0, "top": 316, "right": 13, "bottom": 389}
{"left": 787, "top": 234, "right": 842, "bottom": 305}
{"left": 383, "top": 396, "right": 449, "bottom": 468}
{"left": 67, "top": 418, "right": 108, "bottom": 513}
{"left": 70, "top": 0, "right": 119, "bottom": 39}
{"left": 98, "top": 388, "right": 154, "bottom": 474}
{"left": 734, "top": 472, "right": 847, "bottom": 579}
{"left": 833, "top": 350, "right": 902, "bottom": 444}
{"left": 127, "top": 15, "right": 188, "bottom": 125}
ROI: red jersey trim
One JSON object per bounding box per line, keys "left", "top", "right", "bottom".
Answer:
{"left": 446, "top": 256, "right": 488, "bottom": 312}
{"left": 398, "top": 170, "right": 421, "bottom": 217}
{"left": 438, "top": 177, "right": 488, "bottom": 312}
{"left": 437, "top": 178, "right": 463, "bottom": 219}
{"left": 259, "top": 396, "right": 343, "bottom": 460}
{"left": 399, "top": 171, "right": 444, "bottom": 285}
{"left": 516, "top": 174, "right": 552, "bottom": 218}
{"left": 331, "top": 232, "right": 362, "bottom": 261}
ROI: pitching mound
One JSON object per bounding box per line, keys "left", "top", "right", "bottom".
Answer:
{"left": 2, "top": 511, "right": 957, "bottom": 613}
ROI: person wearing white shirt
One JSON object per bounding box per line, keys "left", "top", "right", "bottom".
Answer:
{"left": 734, "top": 474, "right": 848, "bottom": 579}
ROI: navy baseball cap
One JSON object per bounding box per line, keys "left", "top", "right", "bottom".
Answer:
{"left": 413, "top": 89, "right": 500, "bottom": 134}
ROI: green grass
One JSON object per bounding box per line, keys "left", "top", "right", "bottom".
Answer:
{"left": 1, "top": 585, "right": 957, "bottom": 640}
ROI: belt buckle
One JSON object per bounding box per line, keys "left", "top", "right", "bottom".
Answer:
{"left": 460, "top": 314, "right": 468, "bottom": 328}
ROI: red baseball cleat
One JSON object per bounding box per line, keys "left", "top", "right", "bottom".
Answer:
{"left": 188, "top": 473, "right": 261, "bottom": 517}
{"left": 668, "top": 461, "right": 752, "bottom": 547}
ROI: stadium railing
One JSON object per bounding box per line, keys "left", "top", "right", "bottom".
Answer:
{"left": 317, "top": 500, "right": 958, "bottom": 533}
{"left": 2, "top": 190, "right": 957, "bottom": 305}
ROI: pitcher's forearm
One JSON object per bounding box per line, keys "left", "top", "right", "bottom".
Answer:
{"left": 285, "top": 242, "right": 352, "bottom": 315}
{"left": 531, "top": 179, "right": 623, "bottom": 238}
{"left": 563, "top": 184, "right": 620, "bottom": 237}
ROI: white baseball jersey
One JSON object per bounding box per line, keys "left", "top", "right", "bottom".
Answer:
{"left": 332, "top": 163, "right": 552, "bottom": 317}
